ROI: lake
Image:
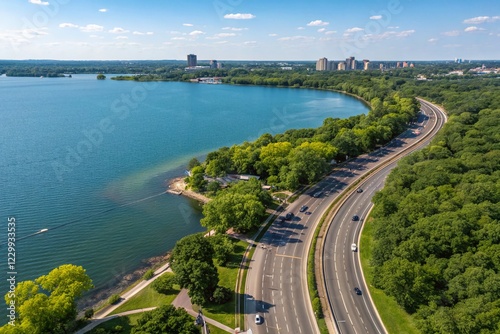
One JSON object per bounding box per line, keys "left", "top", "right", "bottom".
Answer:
{"left": 0, "top": 74, "right": 368, "bottom": 307}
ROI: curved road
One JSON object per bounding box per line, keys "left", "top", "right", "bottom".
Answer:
{"left": 245, "top": 99, "right": 446, "bottom": 334}
{"left": 322, "top": 99, "right": 447, "bottom": 333}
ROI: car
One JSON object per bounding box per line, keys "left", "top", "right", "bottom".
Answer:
{"left": 354, "top": 287, "right": 362, "bottom": 295}
{"left": 351, "top": 243, "right": 357, "bottom": 252}
{"left": 299, "top": 205, "right": 308, "bottom": 212}
{"left": 285, "top": 212, "right": 294, "bottom": 221}
{"left": 313, "top": 191, "right": 322, "bottom": 198}
{"left": 305, "top": 211, "right": 312, "bottom": 215}
{"left": 352, "top": 215, "right": 359, "bottom": 221}
{"left": 255, "top": 314, "right": 262, "bottom": 324}
{"left": 356, "top": 188, "right": 363, "bottom": 193}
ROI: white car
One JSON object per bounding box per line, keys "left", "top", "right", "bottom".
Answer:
{"left": 351, "top": 243, "right": 357, "bottom": 252}
{"left": 255, "top": 314, "right": 262, "bottom": 324}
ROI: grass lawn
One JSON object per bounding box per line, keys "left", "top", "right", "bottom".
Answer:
{"left": 197, "top": 238, "right": 248, "bottom": 329}
{"left": 110, "top": 273, "right": 180, "bottom": 315}
{"left": 88, "top": 313, "right": 142, "bottom": 333}
{"left": 360, "top": 218, "right": 421, "bottom": 334}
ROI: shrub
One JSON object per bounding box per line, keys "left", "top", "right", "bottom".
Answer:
{"left": 143, "top": 269, "right": 155, "bottom": 280}
{"left": 108, "top": 294, "right": 121, "bottom": 305}
{"left": 212, "top": 286, "right": 232, "bottom": 304}
{"left": 152, "top": 274, "right": 177, "bottom": 294}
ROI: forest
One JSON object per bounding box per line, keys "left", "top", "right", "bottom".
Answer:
{"left": 370, "top": 78, "right": 500, "bottom": 333}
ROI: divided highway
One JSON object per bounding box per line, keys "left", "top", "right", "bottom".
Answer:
{"left": 321, "top": 98, "right": 447, "bottom": 333}
{"left": 245, "top": 99, "right": 447, "bottom": 334}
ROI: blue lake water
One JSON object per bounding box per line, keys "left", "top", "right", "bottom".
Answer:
{"left": 0, "top": 74, "right": 368, "bottom": 305}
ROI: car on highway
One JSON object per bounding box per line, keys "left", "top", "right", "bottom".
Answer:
{"left": 356, "top": 188, "right": 363, "bottom": 193}
{"left": 313, "top": 191, "right": 322, "bottom": 198}
{"left": 285, "top": 212, "right": 294, "bottom": 221}
{"left": 354, "top": 287, "right": 362, "bottom": 295}
{"left": 305, "top": 211, "right": 312, "bottom": 215}
{"left": 352, "top": 215, "right": 359, "bottom": 221}
{"left": 299, "top": 205, "right": 308, "bottom": 212}
{"left": 351, "top": 243, "right": 357, "bottom": 252}
{"left": 255, "top": 314, "right": 262, "bottom": 324}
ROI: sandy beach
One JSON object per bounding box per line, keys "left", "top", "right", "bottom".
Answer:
{"left": 167, "top": 177, "right": 211, "bottom": 203}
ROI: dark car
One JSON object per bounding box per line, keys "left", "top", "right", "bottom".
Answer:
{"left": 354, "top": 287, "right": 362, "bottom": 295}
{"left": 313, "top": 191, "right": 322, "bottom": 198}
{"left": 352, "top": 215, "right": 359, "bottom": 221}
{"left": 299, "top": 205, "right": 308, "bottom": 212}
{"left": 285, "top": 212, "right": 294, "bottom": 221}
{"left": 356, "top": 188, "right": 363, "bottom": 193}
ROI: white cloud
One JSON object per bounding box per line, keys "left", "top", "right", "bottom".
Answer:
{"left": 98, "top": 8, "right": 107, "bottom": 13}
{"left": 183, "top": 23, "right": 193, "bottom": 27}
{"left": 189, "top": 30, "right": 205, "bottom": 36}
{"left": 171, "top": 37, "right": 186, "bottom": 40}
{"left": 133, "top": 31, "right": 154, "bottom": 35}
{"left": 216, "top": 41, "right": 228, "bottom": 44}
{"left": 318, "top": 28, "right": 326, "bottom": 33}
{"left": 278, "top": 35, "right": 315, "bottom": 41}
{"left": 325, "top": 31, "right": 337, "bottom": 35}
{"left": 59, "top": 23, "right": 78, "bottom": 28}
{"left": 243, "top": 41, "right": 256, "bottom": 45}
{"left": 387, "top": 26, "right": 399, "bottom": 29}
{"left": 464, "top": 26, "right": 485, "bottom": 32}
{"left": 222, "top": 27, "right": 247, "bottom": 31}
{"left": 116, "top": 36, "right": 128, "bottom": 40}
{"left": 428, "top": 38, "right": 438, "bottom": 43}
{"left": 269, "top": 33, "right": 278, "bottom": 37}
{"left": 29, "top": 0, "right": 49, "bottom": 5}
{"left": 109, "top": 27, "right": 129, "bottom": 34}
{"left": 80, "top": 24, "right": 104, "bottom": 33}
{"left": 307, "top": 20, "right": 329, "bottom": 26}
{"left": 297, "top": 27, "right": 305, "bottom": 30}
{"left": 370, "top": 15, "right": 382, "bottom": 20}
{"left": 397, "top": 29, "right": 415, "bottom": 37}
{"left": 224, "top": 13, "right": 256, "bottom": 20}
{"left": 345, "top": 27, "right": 364, "bottom": 33}
{"left": 442, "top": 30, "right": 460, "bottom": 37}
{"left": 216, "top": 33, "right": 236, "bottom": 37}
{"left": 89, "top": 35, "right": 103, "bottom": 39}
{"left": 463, "top": 16, "right": 500, "bottom": 24}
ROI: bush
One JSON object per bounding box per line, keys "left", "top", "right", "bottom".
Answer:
{"left": 312, "top": 297, "right": 323, "bottom": 319}
{"left": 108, "top": 294, "right": 121, "bottom": 305}
{"left": 143, "top": 269, "right": 155, "bottom": 280}
{"left": 151, "top": 274, "right": 176, "bottom": 294}
{"left": 212, "top": 286, "right": 232, "bottom": 304}
{"left": 84, "top": 308, "right": 94, "bottom": 319}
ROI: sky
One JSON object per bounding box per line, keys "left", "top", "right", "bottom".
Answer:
{"left": 0, "top": 0, "right": 499, "bottom": 61}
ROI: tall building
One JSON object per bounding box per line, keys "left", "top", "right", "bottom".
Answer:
{"left": 316, "top": 57, "right": 328, "bottom": 71}
{"left": 338, "top": 62, "right": 346, "bottom": 70}
{"left": 327, "top": 61, "right": 336, "bottom": 71}
{"left": 187, "top": 54, "right": 197, "bottom": 67}
{"left": 363, "top": 59, "right": 370, "bottom": 71}
{"left": 403, "top": 61, "right": 408, "bottom": 68}
{"left": 345, "top": 56, "right": 355, "bottom": 70}
{"left": 210, "top": 60, "right": 218, "bottom": 69}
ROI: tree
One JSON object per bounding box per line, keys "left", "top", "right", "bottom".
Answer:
{"left": 151, "top": 273, "right": 177, "bottom": 294}
{"left": 96, "top": 73, "right": 106, "bottom": 80}
{"left": 1, "top": 264, "right": 93, "bottom": 334}
{"left": 210, "top": 234, "right": 235, "bottom": 266}
{"left": 171, "top": 234, "right": 214, "bottom": 266}
{"left": 175, "top": 259, "right": 219, "bottom": 306}
{"left": 132, "top": 305, "right": 198, "bottom": 334}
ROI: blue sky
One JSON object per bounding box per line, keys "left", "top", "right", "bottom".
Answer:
{"left": 1, "top": 0, "right": 499, "bottom": 60}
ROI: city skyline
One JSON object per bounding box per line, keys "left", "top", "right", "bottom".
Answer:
{"left": 0, "top": 0, "right": 499, "bottom": 61}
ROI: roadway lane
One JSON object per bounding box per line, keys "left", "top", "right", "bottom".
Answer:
{"left": 322, "top": 99, "right": 447, "bottom": 334}
{"left": 246, "top": 98, "right": 446, "bottom": 334}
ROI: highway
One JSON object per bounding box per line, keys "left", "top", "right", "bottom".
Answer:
{"left": 322, "top": 98, "right": 447, "bottom": 333}
{"left": 245, "top": 98, "right": 446, "bottom": 334}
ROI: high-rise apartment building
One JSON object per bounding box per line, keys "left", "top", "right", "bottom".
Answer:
{"left": 363, "top": 59, "right": 370, "bottom": 71}
{"left": 187, "top": 54, "right": 197, "bottom": 67}
{"left": 316, "top": 57, "right": 328, "bottom": 71}
{"left": 345, "top": 56, "right": 355, "bottom": 70}
{"left": 327, "top": 61, "right": 336, "bottom": 71}
{"left": 210, "top": 60, "right": 218, "bottom": 69}
{"left": 338, "top": 62, "right": 346, "bottom": 70}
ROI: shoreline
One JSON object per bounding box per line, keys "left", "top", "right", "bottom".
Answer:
{"left": 77, "top": 176, "right": 208, "bottom": 315}
{"left": 167, "top": 176, "right": 211, "bottom": 203}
